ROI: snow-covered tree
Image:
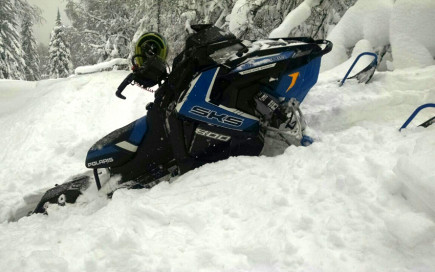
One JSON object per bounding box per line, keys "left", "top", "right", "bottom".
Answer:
{"left": 21, "top": 12, "right": 41, "bottom": 81}
{"left": 59, "top": 0, "right": 358, "bottom": 68}
{"left": 48, "top": 10, "right": 73, "bottom": 78}
{"left": 132, "top": 0, "right": 187, "bottom": 61}
{"left": 227, "top": 0, "right": 356, "bottom": 40}
{"left": 0, "top": 0, "right": 26, "bottom": 79}
{"left": 37, "top": 43, "right": 50, "bottom": 79}
{"left": 288, "top": 0, "right": 357, "bottom": 39}
{"left": 65, "top": 0, "right": 139, "bottom": 66}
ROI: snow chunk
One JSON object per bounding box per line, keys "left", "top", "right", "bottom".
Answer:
{"left": 385, "top": 212, "right": 435, "bottom": 248}
{"left": 394, "top": 134, "right": 435, "bottom": 217}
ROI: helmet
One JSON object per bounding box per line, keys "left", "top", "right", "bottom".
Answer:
{"left": 134, "top": 32, "right": 168, "bottom": 67}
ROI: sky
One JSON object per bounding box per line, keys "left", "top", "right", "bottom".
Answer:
{"left": 28, "top": 0, "right": 70, "bottom": 45}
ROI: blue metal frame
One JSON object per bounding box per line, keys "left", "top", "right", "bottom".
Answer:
{"left": 399, "top": 103, "right": 435, "bottom": 131}
{"left": 339, "top": 52, "right": 378, "bottom": 86}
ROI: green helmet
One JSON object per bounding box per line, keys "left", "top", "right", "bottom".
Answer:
{"left": 134, "top": 32, "right": 168, "bottom": 66}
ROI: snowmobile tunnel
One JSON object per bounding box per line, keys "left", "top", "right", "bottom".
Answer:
{"left": 85, "top": 115, "right": 148, "bottom": 169}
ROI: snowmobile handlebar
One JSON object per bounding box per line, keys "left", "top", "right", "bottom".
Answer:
{"left": 116, "top": 73, "right": 135, "bottom": 99}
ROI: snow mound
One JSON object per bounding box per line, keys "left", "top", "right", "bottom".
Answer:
{"left": 323, "top": 0, "right": 435, "bottom": 71}
{"left": 394, "top": 133, "right": 435, "bottom": 217}
{"left": 269, "top": 0, "right": 320, "bottom": 39}
{"left": 390, "top": 0, "right": 435, "bottom": 69}
{"left": 322, "top": 0, "right": 393, "bottom": 71}
{"left": 385, "top": 212, "right": 435, "bottom": 248}
{"left": 0, "top": 64, "right": 435, "bottom": 271}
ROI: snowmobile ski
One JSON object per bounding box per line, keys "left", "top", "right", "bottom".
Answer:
{"left": 400, "top": 103, "right": 435, "bottom": 131}
{"left": 33, "top": 175, "right": 91, "bottom": 214}
{"left": 340, "top": 52, "right": 378, "bottom": 86}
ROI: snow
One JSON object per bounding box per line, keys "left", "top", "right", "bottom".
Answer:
{"left": 322, "top": 0, "right": 393, "bottom": 71}
{"left": 228, "top": 0, "right": 250, "bottom": 37}
{"left": 322, "top": 39, "right": 376, "bottom": 80}
{"left": 323, "top": 0, "right": 435, "bottom": 71}
{"left": 269, "top": 0, "right": 320, "bottom": 39}
{"left": 390, "top": 0, "right": 435, "bottom": 69}
{"left": 1, "top": 58, "right": 435, "bottom": 271}
{"left": 74, "top": 58, "right": 129, "bottom": 75}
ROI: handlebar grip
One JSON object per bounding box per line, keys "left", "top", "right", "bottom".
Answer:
{"left": 116, "top": 73, "right": 135, "bottom": 99}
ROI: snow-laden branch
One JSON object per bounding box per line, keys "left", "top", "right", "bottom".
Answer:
{"left": 269, "top": 0, "right": 320, "bottom": 38}
{"left": 84, "top": 30, "right": 102, "bottom": 36}
{"left": 229, "top": 0, "right": 270, "bottom": 38}
{"left": 75, "top": 58, "right": 128, "bottom": 75}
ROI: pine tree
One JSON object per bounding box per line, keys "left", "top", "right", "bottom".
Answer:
{"left": 48, "top": 10, "right": 73, "bottom": 78}
{"left": 37, "top": 43, "right": 50, "bottom": 79}
{"left": 21, "top": 12, "right": 41, "bottom": 81}
{"left": 0, "top": 0, "right": 26, "bottom": 79}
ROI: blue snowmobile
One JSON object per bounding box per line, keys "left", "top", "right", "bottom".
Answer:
{"left": 29, "top": 25, "right": 333, "bottom": 215}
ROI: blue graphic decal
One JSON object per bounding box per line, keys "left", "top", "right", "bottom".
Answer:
{"left": 232, "top": 51, "right": 294, "bottom": 73}
{"left": 129, "top": 115, "right": 148, "bottom": 145}
{"left": 178, "top": 68, "right": 258, "bottom": 131}
{"left": 274, "top": 57, "right": 321, "bottom": 103}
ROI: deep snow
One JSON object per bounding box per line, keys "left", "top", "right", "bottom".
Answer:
{"left": 322, "top": 0, "right": 435, "bottom": 71}
{"left": 0, "top": 60, "right": 434, "bottom": 271}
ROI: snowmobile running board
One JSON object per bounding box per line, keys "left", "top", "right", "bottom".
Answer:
{"left": 340, "top": 52, "right": 378, "bottom": 86}
{"left": 399, "top": 103, "right": 435, "bottom": 131}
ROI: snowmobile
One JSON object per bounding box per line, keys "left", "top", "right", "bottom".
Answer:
{"left": 27, "top": 25, "right": 332, "bottom": 216}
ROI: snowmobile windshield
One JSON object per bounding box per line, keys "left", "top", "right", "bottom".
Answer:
{"left": 186, "top": 25, "right": 238, "bottom": 49}
{"left": 210, "top": 43, "right": 245, "bottom": 63}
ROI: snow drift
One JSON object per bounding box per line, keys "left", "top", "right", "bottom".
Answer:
{"left": 0, "top": 61, "right": 434, "bottom": 271}
{"left": 321, "top": 0, "right": 435, "bottom": 71}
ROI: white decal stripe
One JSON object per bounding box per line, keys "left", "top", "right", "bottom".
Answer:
{"left": 115, "top": 141, "right": 138, "bottom": 152}
{"left": 219, "top": 105, "right": 259, "bottom": 121}
{"left": 175, "top": 74, "right": 201, "bottom": 112}
{"left": 205, "top": 67, "right": 220, "bottom": 102}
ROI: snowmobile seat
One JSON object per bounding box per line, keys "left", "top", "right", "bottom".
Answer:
{"left": 85, "top": 115, "right": 148, "bottom": 169}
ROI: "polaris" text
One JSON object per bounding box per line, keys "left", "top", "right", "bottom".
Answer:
{"left": 87, "top": 158, "right": 114, "bottom": 167}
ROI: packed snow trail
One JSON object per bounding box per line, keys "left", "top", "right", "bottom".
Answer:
{"left": 0, "top": 66, "right": 434, "bottom": 271}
